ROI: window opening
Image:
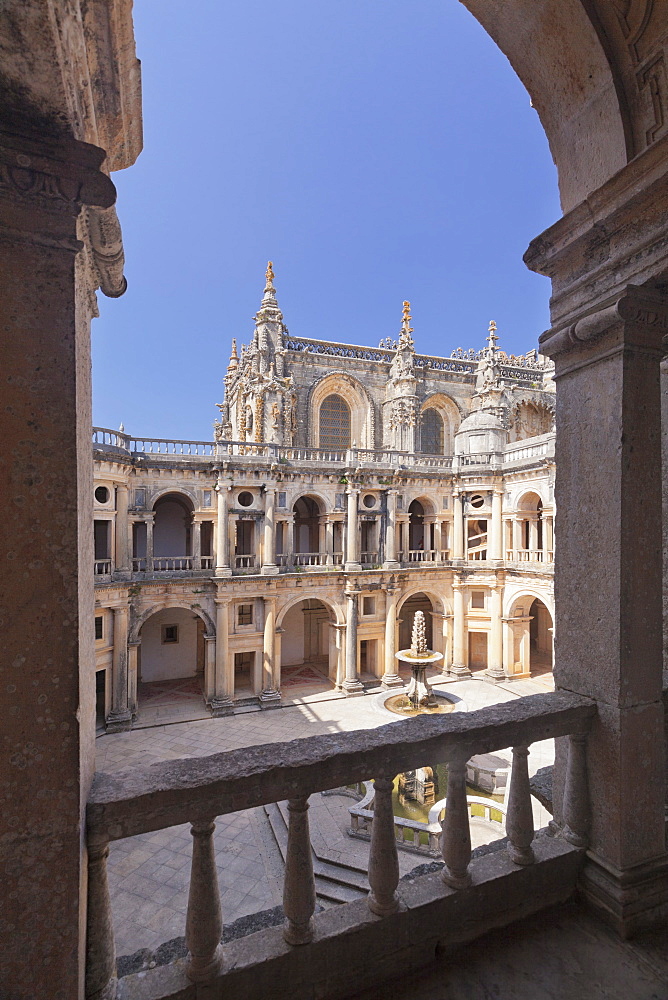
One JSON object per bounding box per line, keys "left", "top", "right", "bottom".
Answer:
{"left": 238, "top": 603, "right": 253, "bottom": 625}
{"left": 420, "top": 408, "right": 444, "bottom": 455}
{"left": 161, "top": 624, "right": 179, "bottom": 644}
{"left": 319, "top": 394, "right": 351, "bottom": 449}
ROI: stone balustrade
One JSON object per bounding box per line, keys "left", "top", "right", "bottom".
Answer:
{"left": 86, "top": 691, "right": 594, "bottom": 1000}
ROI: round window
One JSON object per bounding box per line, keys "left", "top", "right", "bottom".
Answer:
{"left": 470, "top": 494, "right": 485, "bottom": 509}
{"left": 95, "top": 486, "right": 110, "bottom": 504}
{"left": 238, "top": 491, "right": 253, "bottom": 507}
{"left": 363, "top": 494, "right": 376, "bottom": 509}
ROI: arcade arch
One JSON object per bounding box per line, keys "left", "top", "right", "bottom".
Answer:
{"left": 504, "top": 592, "right": 554, "bottom": 678}
{"left": 152, "top": 491, "right": 194, "bottom": 562}
{"left": 278, "top": 597, "right": 341, "bottom": 692}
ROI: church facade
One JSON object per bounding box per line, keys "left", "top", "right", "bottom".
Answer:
{"left": 92, "top": 266, "right": 557, "bottom": 730}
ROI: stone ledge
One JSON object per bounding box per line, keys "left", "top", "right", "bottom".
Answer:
{"left": 116, "top": 835, "right": 583, "bottom": 1000}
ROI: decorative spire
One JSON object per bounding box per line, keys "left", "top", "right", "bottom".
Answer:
{"left": 410, "top": 610, "right": 428, "bottom": 657}
{"left": 227, "top": 338, "right": 239, "bottom": 372}
{"left": 398, "top": 300, "right": 414, "bottom": 350}
{"left": 487, "top": 319, "right": 499, "bottom": 353}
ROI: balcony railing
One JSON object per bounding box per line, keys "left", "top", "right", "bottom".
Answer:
{"left": 234, "top": 554, "right": 257, "bottom": 570}
{"left": 506, "top": 550, "right": 553, "bottom": 564}
{"left": 293, "top": 552, "right": 326, "bottom": 567}
{"left": 86, "top": 691, "right": 594, "bottom": 1000}
{"left": 153, "top": 556, "right": 193, "bottom": 571}
{"left": 407, "top": 549, "right": 436, "bottom": 563}
{"left": 360, "top": 550, "right": 380, "bottom": 565}
{"left": 94, "top": 558, "right": 111, "bottom": 575}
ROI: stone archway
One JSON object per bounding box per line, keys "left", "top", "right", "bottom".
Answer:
{"left": 277, "top": 596, "right": 343, "bottom": 697}
{"left": 504, "top": 591, "right": 554, "bottom": 679}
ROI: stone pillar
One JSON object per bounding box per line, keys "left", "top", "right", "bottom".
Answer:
{"left": 383, "top": 490, "right": 400, "bottom": 569}
{"left": 452, "top": 491, "right": 464, "bottom": 561}
{"left": 486, "top": 584, "right": 504, "bottom": 682}
{"left": 146, "top": 514, "right": 154, "bottom": 572}
{"left": 541, "top": 289, "right": 668, "bottom": 933}
{"left": 529, "top": 516, "right": 539, "bottom": 557}
{"left": 127, "top": 639, "right": 140, "bottom": 716}
{"left": 546, "top": 515, "right": 554, "bottom": 559}
{"left": 108, "top": 606, "right": 131, "bottom": 731}
{"left": 343, "top": 588, "right": 363, "bottom": 695}
{"left": 345, "top": 488, "right": 361, "bottom": 571}
{"left": 260, "top": 597, "right": 281, "bottom": 706}
{"left": 490, "top": 488, "right": 503, "bottom": 562}
{"left": 451, "top": 576, "right": 469, "bottom": 678}
{"left": 381, "top": 587, "right": 402, "bottom": 688}
{"left": 262, "top": 487, "right": 279, "bottom": 575}
{"left": 325, "top": 518, "right": 334, "bottom": 566}
{"left": 192, "top": 518, "right": 202, "bottom": 570}
{"left": 513, "top": 518, "right": 523, "bottom": 559}
{"left": 114, "top": 483, "right": 130, "bottom": 578}
{"left": 212, "top": 598, "right": 233, "bottom": 714}
{"left": 203, "top": 634, "right": 216, "bottom": 704}
{"left": 215, "top": 482, "right": 232, "bottom": 577}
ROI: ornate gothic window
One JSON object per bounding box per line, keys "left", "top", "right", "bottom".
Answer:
{"left": 319, "top": 394, "right": 351, "bottom": 448}
{"left": 420, "top": 408, "right": 444, "bottom": 454}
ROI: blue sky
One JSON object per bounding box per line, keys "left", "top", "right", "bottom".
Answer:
{"left": 92, "top": 0, "right": 560, "bottom": 440}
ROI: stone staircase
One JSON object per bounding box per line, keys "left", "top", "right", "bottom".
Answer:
{"left": 263, "top": 800, "right": 369, "bottom": 905}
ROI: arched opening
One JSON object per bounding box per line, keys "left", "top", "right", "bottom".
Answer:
{"left": 319, "top": 393, "right": 351, "bottom": 449}
{"left": 420, "top": 408, "right": 444, "bottom": 455}
{"left": 279, "top": 598, "right": 338, "bottom": 698}
{"left": 136, "top": 607, "right": 206, "bottom": 719}
{"left": 398, "top": 592, "right": 434, "bottom": 659}
{"left": 293, "top": 495, "right": 323, "bottom": 566}
{"left": 512, "top": 490, "right": 544, "bottom": 562}
{"left": 529, "top": 598, "right": 553, "bottom": 676}
{"left": 406, "top": 499, "right": 436, "bottom": 563}
{"left": 508, "top": 401, "right": 554, "bottom": 442}
{"left": 151, "top": 492, "right": 195, "bottom": 571}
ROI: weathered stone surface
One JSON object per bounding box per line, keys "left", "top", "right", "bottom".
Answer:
{"left": 88, "top": 691, "right": 595, "bottom": 841}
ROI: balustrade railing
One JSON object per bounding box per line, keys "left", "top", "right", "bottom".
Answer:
{"left": 407, "top": 549, "right": 436, "bottom": 563}
{"left": 201, "top": 556, "right": 214, "bottom": 570}
{"left": 153, "top": 556, "right": 193, "bottom": 571}
{"left": 440, "top": 549, "right": 450, "bottom": 561}
{"left": 94, "top": 559, "right": 112, "bottom": 575}
{"left": 132, "top": 557, "right": 146, "bottom": 572}
{"left": 349, "top": 782, "right": 507, "bottom": 856}
{"left": 360, "top": 550, "right": 379, "bottom": 566}
{"left": 86, "top": 691, "right": 594, "bottom": 1000}
{"left": 235, "top": 554, "right": 257, "bottom": 570}
{"left": 507, "top": 550, "right": 550, "bottom": 564}
{"left": 293, "top": 552, "right": 326, "bottom": 567}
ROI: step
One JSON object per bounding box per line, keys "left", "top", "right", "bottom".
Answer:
{"left": 263, "top": 802, "right": 368, "bottom": 904}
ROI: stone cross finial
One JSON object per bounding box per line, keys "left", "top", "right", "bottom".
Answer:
{"left": 410, "top": 610, "right": 428, "bottom": 657}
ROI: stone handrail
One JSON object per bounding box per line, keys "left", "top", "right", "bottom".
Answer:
{"left": 504, "top": 433, "right": 554, "bottom": 462}
{"left": 86, "top": 691, "right": 593, "bottom": 998}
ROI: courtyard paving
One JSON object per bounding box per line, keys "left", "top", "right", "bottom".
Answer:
{"left": 97, "top": 673, "right": 555, "bottom": 958}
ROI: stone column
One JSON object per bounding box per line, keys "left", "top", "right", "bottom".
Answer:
{"left": 528, "top": 516, "right": 539, "bottom": 558}
{"left": 490, "top": 488, "right": 503, "bottom": 562}
{"left": 452, "top": 491, "right": 464, "bottom": 561}
{"left": 540, "top": 289, "right": 668, "bottom": 933}
{"left": 215, "top": 482, "right": 232, "bottom": 577}
{"left": 344, "top": 488, "right": 361, "bottom": 571}
{"left": 513, "top": 518, "right": 523, "bottom": 559}
{"left": 145, "top": 514, "right": 154, "bottom": 572}
{"left": 546, "top": 515, "right": 554, "bottom": 559}
{"left": 343, "top": 588, "right": 363, "bottom": 695}
{"left": 325, "top": 518, "right": 334, "bottom": 566}
{"left": 451, "top": 576, "right": 469, "bottom": 678}
{"left": 192, "top": 518, "right": 202, "bottom": 570}
{"left": 127, "top": 639, "right": 140, "bottom": 716}
{"left": 212, "top": 598, "right": 233, "bottom": 715}
{"left": 0, "top": 112, "right": 127, "bottom": 1000}
{"left": 107, "top": 607, "right": 131, "bottom": 731}
{"left": 114, "top": 483, "right": 130, "bottom": 578}
{"left": 203, "top": 634, "right": 216, "bottom": 704}
{"left": 383, "top": 490, "right": 400, "bottom": 569}
{"left": 260, "top": 597, "right": 281, "bottom": 706}
{"left": 486, "top": 584, "right": 504, "bottom": 682}
{"left": 381, "top": 587, "right": 402, "bottom": 688}
{"left": 262, "top": 487, "right": 279, "bottom": 575}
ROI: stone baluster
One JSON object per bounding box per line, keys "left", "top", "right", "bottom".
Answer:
{"left": 185, "top": 819, "right": 224, "bottom": 982}
{"left": 283, "top": 796, "right": 316, "bottom": 945}
{"left": 440, "top": 756, "right": 472, "bottom": 888}
{"left": 506, "top": 746, "right": 535, "bottom": 865}
{"left": 368, "top": 777, "right": 400, "bottom": 915}
{"left": 85, "top": 837, "right": 117, "bottom": 1000}
{"left": 562, "top": 733, "right": 590, "bottom": 848}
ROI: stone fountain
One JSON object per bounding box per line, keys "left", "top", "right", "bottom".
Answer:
{"left": 384, "top": 611, "right": 454, "bottom": 717}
